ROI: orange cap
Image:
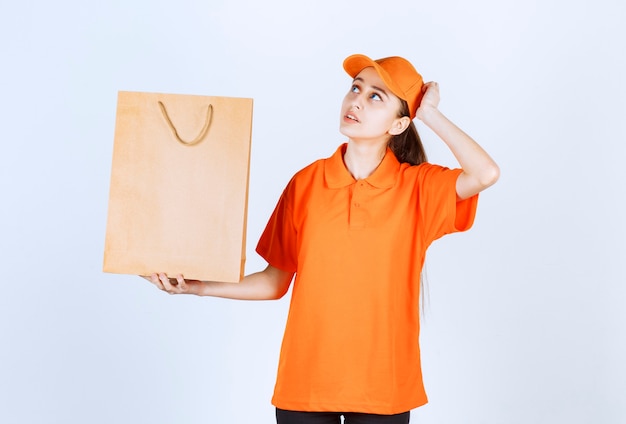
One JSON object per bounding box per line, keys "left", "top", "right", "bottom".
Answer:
{"left": 343, "top": 54, "right": 424, "bottom": 119}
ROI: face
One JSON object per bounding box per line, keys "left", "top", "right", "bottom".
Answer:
{"left": 339, "top": 67, "right": 408, "bottom": 144}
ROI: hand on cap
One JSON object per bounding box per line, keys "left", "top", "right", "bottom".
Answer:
{"left": 415, "top": 81, "right": 440, "bottom": 121}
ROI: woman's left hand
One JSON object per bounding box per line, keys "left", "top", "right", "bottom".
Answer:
{"left": 415, "top": 81, "right": 440, "bottom": 121}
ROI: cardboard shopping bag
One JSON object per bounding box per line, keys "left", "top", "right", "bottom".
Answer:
{"left": 103, "top": 91, "right": 253, "bottom": 282}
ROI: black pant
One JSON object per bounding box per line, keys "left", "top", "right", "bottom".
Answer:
{"left": 276, "top": 408, "right": 410, "bottom": 424}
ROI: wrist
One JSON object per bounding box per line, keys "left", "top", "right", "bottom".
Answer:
{"left": 416, "top": 105, "right": 441, "bottom": 124}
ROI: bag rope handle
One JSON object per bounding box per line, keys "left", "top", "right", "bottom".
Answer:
{"left": 158, "top": 101, "right": 213, "bottom": 146}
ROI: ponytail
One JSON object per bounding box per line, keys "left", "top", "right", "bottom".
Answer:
{"left": 388, "top": 100, "right": 427, "bottom": 166}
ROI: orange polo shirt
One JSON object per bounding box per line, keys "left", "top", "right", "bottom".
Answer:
{"left": 256, "top": 144, "right": 478, "bottom": 414}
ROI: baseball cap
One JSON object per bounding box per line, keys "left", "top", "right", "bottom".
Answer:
{"left": 343, "top": 54, "right": 424, "bottom": 119}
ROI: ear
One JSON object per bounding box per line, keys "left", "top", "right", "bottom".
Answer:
{"left": 388, "top": 116, "right": 411, "bottom": 136}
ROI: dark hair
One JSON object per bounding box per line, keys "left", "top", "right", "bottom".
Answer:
{"left": 388, "top": 100, "right": 427, "bottom": 166}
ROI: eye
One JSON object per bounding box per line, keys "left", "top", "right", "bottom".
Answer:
{"left": 370, "top": 92, "right": 382, "bottom": 101}
{"left": 350, "top": 85, "right": 360, "bottom": 93}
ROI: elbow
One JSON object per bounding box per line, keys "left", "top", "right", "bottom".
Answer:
{"left": 457, "top": 163, "right": 500, "bottom": 200}
{"left": 267, "top": 286, "right": 290, "bottom": 300}
{"left": 475, "top": 163, "right": 500, "bottom": 191}
{"left": 274, "top": 278, "right": 293, "bottom": 300}
{"left": 271, "top": 290, "right": 288, "bottom": 300}
{"left": 480, "top": 163, "right": 500, "bottom": 189}
{"left": 266, "top": 270, "right": 294, "bottom": 300}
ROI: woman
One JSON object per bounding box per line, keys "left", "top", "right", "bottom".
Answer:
{"left": 147, "top": 54, "right": 500, "bottom": 423}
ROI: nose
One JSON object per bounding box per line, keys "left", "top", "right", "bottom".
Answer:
{"left": 350, "top": 96, "right": 362, "bottom": 110}
{"left": 344, "top": 89, "right": 363, "bottom": 111}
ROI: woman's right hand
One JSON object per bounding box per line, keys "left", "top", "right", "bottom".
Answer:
{"left": 141, "top": 273, "right": 201, "bottom": 295}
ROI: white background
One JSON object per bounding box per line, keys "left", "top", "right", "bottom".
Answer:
{"left": 1, "top": 0, "right": 624, "bottom": 423}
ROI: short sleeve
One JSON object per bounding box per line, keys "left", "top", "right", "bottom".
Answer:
{"left": 417, "top": 164, "right": 479, "bottom": 243}
{"left": 255, "top": 186, "right": 298, "bottom": 273}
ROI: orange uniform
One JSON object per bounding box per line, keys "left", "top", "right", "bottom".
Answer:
{"left": 256, "top": 144, "right": 478, "bottom": 414}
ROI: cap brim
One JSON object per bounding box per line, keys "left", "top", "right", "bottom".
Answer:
{"left": 343, "top": 54, "right": 407, "bottom": 103}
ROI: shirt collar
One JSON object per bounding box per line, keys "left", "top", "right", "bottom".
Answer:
{"left": 324, "top": 143, "right": 401, "bottom": 189}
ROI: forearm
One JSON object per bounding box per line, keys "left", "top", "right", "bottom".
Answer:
{"left": 146, "top": 264, "right": 293, "bottom": 300}
{"left": 419, "top": 106, "right": 500, "bottom": 197}
{"left": 421, "top": 107, "right": 498, "bottom": 181}
{"left": 196, "top": 266, "right": 293, "bottom": 300}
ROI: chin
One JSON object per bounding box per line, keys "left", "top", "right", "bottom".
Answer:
{"left": 339, "top": 123, "right": 357, "bottom": 139}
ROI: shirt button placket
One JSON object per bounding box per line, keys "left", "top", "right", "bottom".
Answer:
{"left": 350, "top": 181, "right": 366, "bottom": 228}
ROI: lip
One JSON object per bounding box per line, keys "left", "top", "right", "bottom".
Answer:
{"left": 343, "top": 112, "right": 360, "bottom": 123}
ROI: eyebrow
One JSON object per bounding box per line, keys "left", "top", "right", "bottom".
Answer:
{"left": 353, "top": 77, "right": 390, "bottom": 99}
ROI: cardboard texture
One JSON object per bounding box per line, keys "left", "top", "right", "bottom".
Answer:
{"left": 103, "top": 91, "right": 253, "bottom": 282}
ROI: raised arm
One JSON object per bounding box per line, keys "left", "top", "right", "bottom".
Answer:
{"left": 416, "top": 82, "right": 500, "bottom": 200}
{"left": 144, "top": 264, "right": 294, "bottom": 300}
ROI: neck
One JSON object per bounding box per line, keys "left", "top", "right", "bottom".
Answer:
{"left": 343, "top": 140, "right": 387, "bottom": 180}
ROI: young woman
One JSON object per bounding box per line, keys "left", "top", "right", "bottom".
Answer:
{"left": 146, "top": 54, "right": 500, "bottom": 424}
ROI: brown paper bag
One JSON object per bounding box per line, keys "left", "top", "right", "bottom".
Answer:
{"left": 103, "top": 91, "right": 253, "bottom": 282}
